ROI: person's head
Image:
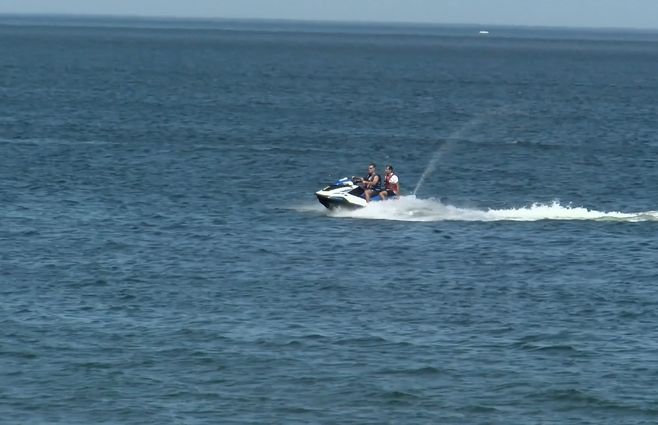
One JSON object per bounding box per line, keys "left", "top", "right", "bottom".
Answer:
{"left": 368, "top": 163, "right": 376, "bottom": 174}
{"left": 385, "top": 165, "right": 394, "bottom": 175}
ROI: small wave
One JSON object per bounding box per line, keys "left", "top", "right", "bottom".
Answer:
{"left": 371, "top": 390, "right": 422, "bottom": 403}
{"left": 527, "top": 388, "right": 657, "bottom": 414}
{"left": 277, "top": 406, "right": 320, "bottom": 414}
{"left": 1, "top": 350, "right": 38, "bottom": 360}
{"left": 519, "top": 343, "right": 581, "bottom": 354}
{"left": 457, "top": 404, "right": 500, "bottom": 413}
{"left": 375, "top": 365, "right": 444, "bottom": 376}
{"left": 322, "top": 196, "right": 658, "bottom": 222}
{"left": 0, "top": 137, "right": 114, "bottom": 146}
{"left": 300, "top": 333, "right": 328, "bottom": 340}
{"left": 334, "top": 335, "right": 390, "bottom": 346}
{"left": 76, "top": 361, "right": 114, "bottom": 370}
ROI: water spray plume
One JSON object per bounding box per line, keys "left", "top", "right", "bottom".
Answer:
{"left": 413, "top": 105, "right": 518, "bottom": 196}
{"left": 413, "top": 116, "right": 484, "bottom": 195}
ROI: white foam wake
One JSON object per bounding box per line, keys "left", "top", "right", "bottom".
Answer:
{"left": 325, "top": 196, "right": 658, "bottom": 222}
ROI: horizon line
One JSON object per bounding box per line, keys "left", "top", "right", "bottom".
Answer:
{"left": 2, "top": 12, "right": 658, "bottom": 33}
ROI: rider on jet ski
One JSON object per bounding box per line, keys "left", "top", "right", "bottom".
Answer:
{"left": 358, "top": 163, "right": 382, "bottom": 202}
{"left": 379, "top": 164, "right": 400, "bottom": 200}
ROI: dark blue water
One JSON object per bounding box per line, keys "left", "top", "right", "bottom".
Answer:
{"left": 2, "top": 16, "right": 658, "bottom": 424}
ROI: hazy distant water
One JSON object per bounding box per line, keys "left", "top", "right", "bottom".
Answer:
{"left": 2, "top": 16, "right": 658, "bottom": 424}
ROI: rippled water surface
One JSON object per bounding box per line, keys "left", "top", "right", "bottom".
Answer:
{"left": 2, "top": 16, "right": 658, "bottom": 424}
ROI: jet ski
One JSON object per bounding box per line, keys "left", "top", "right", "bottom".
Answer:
{"left": 315, "top": 177, "right": 384, "bottom": 210}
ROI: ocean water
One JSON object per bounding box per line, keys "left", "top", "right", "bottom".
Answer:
{"left": 2, "top": 15, "right": 658, "bottom": 424}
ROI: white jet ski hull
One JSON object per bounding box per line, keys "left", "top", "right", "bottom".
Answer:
{"left": 315, "top": 177, "right": 377, "bottom": 210}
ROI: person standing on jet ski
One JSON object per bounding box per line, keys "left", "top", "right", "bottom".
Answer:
{"left": 379, "top": 164, "right": 400, "bottom": 200}
{"left": 361, "top": 163, "right": 382, "bottom": 202}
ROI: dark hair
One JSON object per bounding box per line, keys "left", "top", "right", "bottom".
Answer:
{"left": 386, "top": 164, "right": 394, "bottom": 172}
{"left": 369, "top": 163, "right": 376, "bottom": 168}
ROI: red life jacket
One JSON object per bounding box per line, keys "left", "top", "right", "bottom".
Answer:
{"left": 385, "top": 173, "right": 399, "bottom": 194}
